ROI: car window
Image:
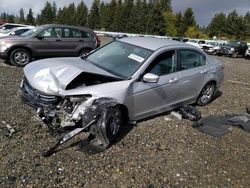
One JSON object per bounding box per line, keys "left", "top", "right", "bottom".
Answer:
{"left": 198, "top": 41, "right": 205, "bottom": 44}
{"left": 63, "top": 28, "right": 85, "bottom": 38}
{"left": 145, "top": 50, "right": 176, "bottom": 76}
{"left": 179, "top": 50, "right": 206, "bottom": 70}
{"left": 40, "top": 27, "right": 62, "bottom": 38}
{"left": 14, "top": 29, "right": 29, "bottom": 35}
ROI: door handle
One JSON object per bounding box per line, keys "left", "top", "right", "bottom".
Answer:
{"left": 169, "top": 77, "right": 179, "bottom": 83}
{"left": 200, "top": 69, "right": 207, "bottom": 74}
{"left": 79, "top": 40, "right": 84, "bottom": 42}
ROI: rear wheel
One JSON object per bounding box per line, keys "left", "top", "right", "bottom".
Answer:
{"left": 9, "top": 48, "right": 31, "bottom": 67}
{"left": 197, "top": 83, "right": 215, "bottom": 106}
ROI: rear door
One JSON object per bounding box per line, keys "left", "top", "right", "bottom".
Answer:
{"left": 61, "top": 28, "right": 95, "bottom": 56}
{"left": 177, "top": 49, "right": 209, "bottom": 103}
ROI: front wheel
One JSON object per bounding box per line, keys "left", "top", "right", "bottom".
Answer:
{"left": 101, "top": 106, "right": 122, "bottom": 144}
{"left": 197, "top": 83, "right": 215, "bottom": 106}
{"left": 9, "top": 48, "right": 31, "bottom": 67}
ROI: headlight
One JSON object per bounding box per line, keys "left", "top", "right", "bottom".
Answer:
{"left": 230, "top": 48, "right": 235, "bottom": 51}
{"left": 0, "top": 41, "right": 10, "bottom": 52}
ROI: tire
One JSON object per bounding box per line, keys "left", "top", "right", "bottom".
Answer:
{"left": 79, "top": 49, "right": 91, "bottom": 57}
{"left": 212, "top": 50, "right": 217, "bottom": 56}
{"left": 101, "top": 106, "right": 122, "bottom": 144}
{"left": 232, "top": 52, "right": 237, "bottom": 58}
{"left": 9, "top": 48, "right": 31, "bottom": 67}
{"left": 197, "top": 83, "right": 215, "bottom": 106}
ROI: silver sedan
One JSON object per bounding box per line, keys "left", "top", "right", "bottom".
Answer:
{"left": 19, "top": 37, "right": 224, "bottom": 150}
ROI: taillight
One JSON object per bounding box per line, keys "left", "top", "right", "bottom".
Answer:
{"left": 94, "top": 33, "right": 101, "bottom": 48}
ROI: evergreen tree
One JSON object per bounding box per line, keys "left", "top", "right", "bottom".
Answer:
{"left": 39, "top": 1, "right": 55, "bottom": 24}
{"left": 75, "top": 1, "right": 88, "bottom": 26}
{"left": 52, "top": 1, "right": 57, "bottom": 21}
{"left": 18, "top": 8, "right": 25, "bottom": 24}
{"left": 244, "top": 12, "right": 250, "bottom": 36}
{"left": 88, "top": 0, "right": 101, "bottom": 29}
{"left": 227, "top": 10, "right": 247, "bottom": 40}
{"left": 180, "top": 8, "right": 196, "bottom": 36}
{"left": 26, "top": 8, "right": 35, "bottom": 25}
{"left": 56, "top": 6, "right": 68, "bottom": 24}
{"left": 175, "top": 12, "right": 182, "bottom": 36}
{"left": 108, "top": 0, "right": 117, "bottom": 31}
{"left": 146, "top": 1, "right": 166, "bottom": 35}
{"left": 66, "top": 3, "right": 76, "bottom": 25}
{"left": 112, "top": 0, "right": 123, "bottom": 32}
{"left": 163, "top": 10, "right": 177, "bottom": 36}
{"left": 207, "top": 13, "right": 227, "bottom": 38}
{"left": 6, "top": 14, "right": 15, "bottom": 23}
{"left": 99, "top": 2, "right": 110, "bottom": 30}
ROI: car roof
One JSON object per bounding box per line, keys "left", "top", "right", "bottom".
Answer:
{"left": 118, "top": 37, "right": 192, "bottom": 51}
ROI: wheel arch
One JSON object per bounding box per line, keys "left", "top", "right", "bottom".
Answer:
{"left": 7, "top": 46, "right": 33, "bottom": 59}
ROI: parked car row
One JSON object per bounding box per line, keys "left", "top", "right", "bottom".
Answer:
{"left": 176, "top": 37, "right": 249, "bottom": 59}
{"left": 0, "top": 24, "right": 101, "bottom": 66}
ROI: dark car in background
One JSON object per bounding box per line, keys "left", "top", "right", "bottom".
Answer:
{"left": 217, "top": 41, "right": 248, "bottom": 58}
{"left": 0, "top": 24, "right": 99, "bottom": 66}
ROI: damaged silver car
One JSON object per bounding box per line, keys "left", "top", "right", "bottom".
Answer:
{"left": 18, "top": 37, "right": 224, "bottom": 153}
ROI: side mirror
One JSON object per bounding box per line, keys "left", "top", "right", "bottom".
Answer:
{"left": 10, "top": 32, "right": 15, "bottom": 36}
{"left": 36, "top": 35, "right": 44, "bottom": 40}
{"left": 143, "top": 73, "right": 159, "bottom": 83}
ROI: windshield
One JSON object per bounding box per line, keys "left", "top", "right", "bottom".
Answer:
{"left": 86, "top": 41, "right": 153, "bottom": 79}
{"left": 20, "top": 28, "right": 37, "bottom": 37}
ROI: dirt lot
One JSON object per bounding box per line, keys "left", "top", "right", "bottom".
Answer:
{"left": 0, "top": 39, "right": 250, "bottom": 187}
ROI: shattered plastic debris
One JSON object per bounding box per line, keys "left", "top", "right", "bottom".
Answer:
{"left": 170, "top": 111, "right": 182, "bottom": 120}
{"left": 2, "top": 121, "right": 16, "bottom": 137}
{"left": 179, "top": 105, "right": 201, "bottom": 121}
{"left": 192, "top": 108, "right": 250, "bottom": 138}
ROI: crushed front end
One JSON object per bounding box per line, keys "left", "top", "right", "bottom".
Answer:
{"left": 18, "top": 77, "right": 121, "bottom": 156}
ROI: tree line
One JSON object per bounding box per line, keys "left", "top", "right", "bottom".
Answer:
{"left": 0, "top": 0, "right": 250, "bottom": 40}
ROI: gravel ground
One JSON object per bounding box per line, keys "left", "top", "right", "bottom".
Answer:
{"left": 0, "top": 39, "right": 250, "bottom": 187}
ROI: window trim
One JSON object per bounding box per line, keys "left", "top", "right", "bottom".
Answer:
{"left": 143, "top": 49, "right": 178, "bottom": 77}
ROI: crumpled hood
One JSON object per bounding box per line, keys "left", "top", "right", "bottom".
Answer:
{"left": 24, "top": 57, "right": 119, "bottom": 95}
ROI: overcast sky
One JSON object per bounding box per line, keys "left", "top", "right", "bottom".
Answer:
{"left": 0, "top": 0, "right": 250, "bottom": 26}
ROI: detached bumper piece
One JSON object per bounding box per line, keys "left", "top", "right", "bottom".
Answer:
{"left": 18, "top": 78, "right": 61, "bottom": 109}
{"left": 42, "top": 115, "right": 100, "bottom": 157}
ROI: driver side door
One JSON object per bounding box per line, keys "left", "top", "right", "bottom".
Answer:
{"left": 32, "top": 27, "right": 64, "bottom": 57}
{"left": 130, "top": 50, "right": 180, "bottom": 120}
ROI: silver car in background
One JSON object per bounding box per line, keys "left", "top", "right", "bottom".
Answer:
{"left": 19, "top": 37, "right": 224, "bottom": 150}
